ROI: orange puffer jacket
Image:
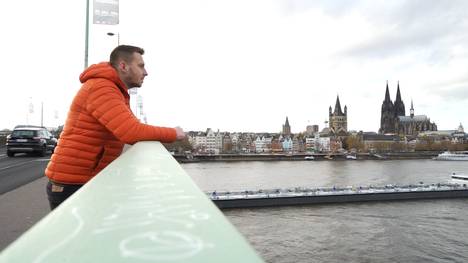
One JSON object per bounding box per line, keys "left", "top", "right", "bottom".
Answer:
{"left": 45, "top": 62, "right": 177, "bottom": 184}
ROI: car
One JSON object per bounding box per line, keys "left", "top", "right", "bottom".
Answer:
{"left": 6, "top": 125, "right": 57, "bottom": 157}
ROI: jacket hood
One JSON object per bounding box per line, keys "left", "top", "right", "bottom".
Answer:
{"left": 79, "top": 62, "right": 128, "bottom": 93}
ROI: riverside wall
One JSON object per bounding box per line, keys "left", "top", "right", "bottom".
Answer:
{"left": 174, "top": 151, "right": 440, "bottom": 163}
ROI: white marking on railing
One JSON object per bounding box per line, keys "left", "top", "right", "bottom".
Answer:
{"left": 119, "top": 231, "right": 211, "bottom": 261}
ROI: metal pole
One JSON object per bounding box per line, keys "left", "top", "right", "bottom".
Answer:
{"left": 41, "top": 102, "right": 44, "bottom": 127}
{"left": 107, "top": 32, "right": 120, "bottom": 46}
{"left": 84, "top": 0, "right": 90, "bottom": 69}
{"left": 27, "top": 98, "right": 34, "bottom": 125}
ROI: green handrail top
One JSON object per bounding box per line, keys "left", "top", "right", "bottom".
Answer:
{"left": 0, "top": 142, "right": 264, "bottom": 263}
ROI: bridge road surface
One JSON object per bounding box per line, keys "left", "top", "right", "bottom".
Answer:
{"left": 0, "top": 146, "right": 51, "bottom": 251}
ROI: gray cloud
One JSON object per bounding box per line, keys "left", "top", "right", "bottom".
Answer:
{"left": 279, "top": 0, "right": 468, "bottom": 64}
{"left": 334, "top": 0, "right": 468, "bottom": 61}
{"left": 426, "top": 76, "right": 468, "bottom": 101}
{"left": 279, "top": 0, "right": 360, "bottom": 16}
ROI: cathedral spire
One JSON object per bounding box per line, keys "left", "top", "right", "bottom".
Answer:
{"left": 282, "top": 116, "right": 291, "bottom": 136}
{"left": 334, "top": 95, "right": 343, "bottom": 115}
{"left": 384, "top": 81, "right": 391, "bottom": 102}
{"left": 380, "top": 81, "right": 395, "bottom": 134}
{"left": 395, "top": 81, "right": 402, "bottom": 102}
{"left": 410, "top": 99, "right": 414, "bottom": 118}
{"left": 393, "top": 81, "right": 405, "bottom": 117}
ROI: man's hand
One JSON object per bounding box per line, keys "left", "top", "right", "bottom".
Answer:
{"left": 174, "top": 126, "right": 186, "bottom": 140}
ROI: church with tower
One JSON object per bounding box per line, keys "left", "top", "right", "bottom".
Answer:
{"left": 329, "top": 95, "right": 348, "bottom": 136}
{"left": 379, "top": 82, "right": 437, "bottom": 135}
{"left": 282, "top": 116, "right": 291, "bottom": 136}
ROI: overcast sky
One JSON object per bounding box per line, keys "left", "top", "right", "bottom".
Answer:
{"left": 1, "top": 0, "right": 468, "bottom": 133}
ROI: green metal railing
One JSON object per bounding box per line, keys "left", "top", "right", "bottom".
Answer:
{"left": 0, "top": 142, "right": 264, "bottom": 263}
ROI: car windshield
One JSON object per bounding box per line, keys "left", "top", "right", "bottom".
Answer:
{"left": 11, "top": 130, "right": 36, "bottom": 138}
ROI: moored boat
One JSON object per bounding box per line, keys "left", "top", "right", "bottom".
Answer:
{"left": 208, "top": 182, "right": 468, "bottom": 209}
{"left": 434, "top": 151, "right": 468, "bottom": 161}
{"left": 451, "top": 173, "right": 468, "bottom": 185}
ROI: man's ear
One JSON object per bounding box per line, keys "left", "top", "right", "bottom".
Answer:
{"left": 119, "top": 61, "right": 127, "bottom": 71}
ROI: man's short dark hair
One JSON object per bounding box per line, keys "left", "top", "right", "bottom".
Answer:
{"left": 109, "top": 45, "right": 145, "bottom": 68}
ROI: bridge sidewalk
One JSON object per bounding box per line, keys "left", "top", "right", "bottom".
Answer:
{"left": 0, "top": 177, "right": 49, "bottom": 251}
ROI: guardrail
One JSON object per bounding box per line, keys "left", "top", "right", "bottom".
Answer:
{"left": 0, "top": 141, "right": 264, "bottom": 263}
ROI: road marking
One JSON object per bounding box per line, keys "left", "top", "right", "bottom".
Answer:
{"left": 0, "top": 159, "right": 49, "bottom": 171}
{"left": 0, "top": 161, "right": 35, "bottom": 171}
{"left": 35, "top": 158, "right": 51, "bottom": 162}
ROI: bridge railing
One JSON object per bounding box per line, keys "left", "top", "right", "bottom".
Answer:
{"left": 0, "top": 141, "right": 264, "bottom": 263}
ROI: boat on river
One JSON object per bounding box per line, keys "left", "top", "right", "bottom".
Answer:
{"left": 451, "top": 173, "right": 468, "bottom": 185}
{"left": 209, "top": 182, "right": 468, "bottom": 208}
{"left": 434, "top": 151, "right": 468, "bottom": 161}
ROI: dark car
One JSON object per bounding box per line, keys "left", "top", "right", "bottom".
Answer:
{"left": 6, "top": 125, "right": 57, "bottom": 157}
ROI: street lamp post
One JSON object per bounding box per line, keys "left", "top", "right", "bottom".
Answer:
{"left": 27, "top": 98, "right": 34, "bottom": 125}
{"left": 41, "top": 102, "right": 44, "bottom": 127}
{"left": 84, "top": 0, "right": 90, "bottom": 69}
{"left": 107, "top": 32, "right": 120, "bottom": 46}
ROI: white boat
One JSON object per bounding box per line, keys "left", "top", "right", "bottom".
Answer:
{"left": 434, "top": 151, "right": 468, "bottom": 161}
{"left": 304, "top": 156, "right": 315, "bottom": 160}
{"left": 451, "top": 173, "right": 468, "bottom": 185}
{"left": 346, "top": 154, "right": 357, "bottom": 160}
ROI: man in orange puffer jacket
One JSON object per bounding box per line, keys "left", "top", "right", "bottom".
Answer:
{"left": 45, "top": 45, "right": 185, "bottom": 209}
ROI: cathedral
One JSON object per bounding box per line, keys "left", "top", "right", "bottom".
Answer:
{"left": 379, "top": 82, "right": 437, "bottom": 135}
{"left": 329, "top": 95, "right": 348, "bottom": 136}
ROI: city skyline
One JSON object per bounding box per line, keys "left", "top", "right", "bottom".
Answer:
{"left": 1, "top": 81, "right": 462, "bottom": 135}
{"left": 1, "top": 1, "right": 467, "bottom": 133}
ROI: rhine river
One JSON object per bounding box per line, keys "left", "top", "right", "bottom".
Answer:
{"left": 182, "top": 159, "right": 468, "bottom": 263}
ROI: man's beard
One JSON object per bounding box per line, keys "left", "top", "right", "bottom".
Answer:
{"left": 130, "top": 82, "right": 142, "bottom": 88}
{"left": 128, "top": 80, "right": 142, "bottom": 88}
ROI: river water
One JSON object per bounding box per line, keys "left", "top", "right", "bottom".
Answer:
{"left": 182, "top": 160, "right": 468, "bottom": 263}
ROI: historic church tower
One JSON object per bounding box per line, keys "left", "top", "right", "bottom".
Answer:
{"left": 380, "top": 82, "right": 396, "bottom": 134}
{"left": 282, "top": 116, "right": 291, "bottom": 136}
{"left": 379, "top": 81, "right": 407, "bottom": 134}
{"left": 393, "top": 82, "right": 406, "bottom": 118}
{"left": 329, "top": 95, "right": 347, "bottom": 135}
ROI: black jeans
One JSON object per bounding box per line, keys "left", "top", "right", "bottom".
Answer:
{"left": 46, "top": 181, "right": 83, "bottom": 210}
